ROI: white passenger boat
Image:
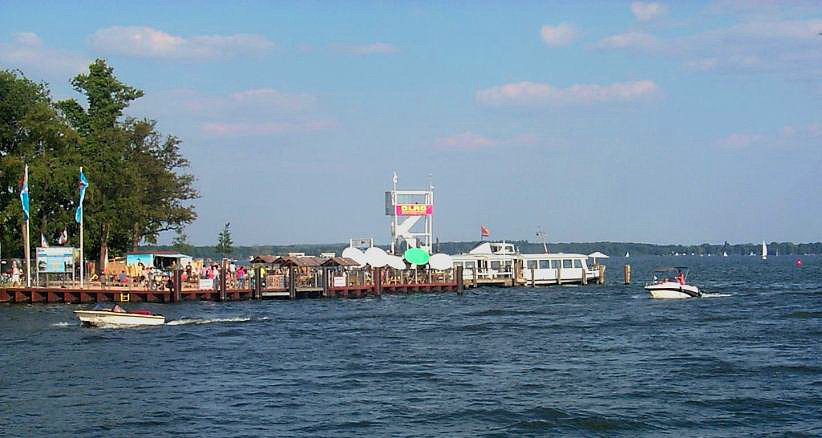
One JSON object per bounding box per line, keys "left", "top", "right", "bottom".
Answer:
{"left": 451, "top": 241, "right": 600, "bottom": 286}
{"left": 644, "top": 267, "right": 701, "bottom": 299}
{"left": 74, "top": 304, "right": 165, "bottom": 327}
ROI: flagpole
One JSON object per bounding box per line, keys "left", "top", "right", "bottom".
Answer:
{"left": 24, "top": 164, "right": 31, "bottom": 288}
{"left": 79, "top": 166, "right": 84, "bottom": 289}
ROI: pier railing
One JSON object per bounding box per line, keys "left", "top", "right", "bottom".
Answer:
{"left": 0, "top": 264, "right": 466, "bottom": 304}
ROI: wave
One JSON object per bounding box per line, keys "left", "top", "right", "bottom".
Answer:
{"left": 785, "top": 311, "right": 822, "bottom": 319}
{"left": 701, "top": 293, "right": 732, "bottom": 298}
{"left": 51, "top": 321, "right": 75, "bottom": 327}
{"left": 166, "top": 316, "right": 267, "bottom": 326}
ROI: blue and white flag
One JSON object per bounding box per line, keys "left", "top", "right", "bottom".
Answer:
{"left": 20, "top": 165, "right": 29, "bottom": 221}
{"left": 75, "top": 169, "right": 88, "bottom": 223}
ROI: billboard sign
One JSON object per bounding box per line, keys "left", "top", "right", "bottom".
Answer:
{"left": 395, "top": 204, "right": 433, "bottom": 216}
{"left": 36, "top": 247, "right": 74, "bottom": 273}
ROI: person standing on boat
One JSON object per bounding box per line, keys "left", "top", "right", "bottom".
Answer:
{"left": 677, "top": 272, "right": 685, "bottom": 285}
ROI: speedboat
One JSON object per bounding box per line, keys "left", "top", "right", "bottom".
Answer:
{"left": 74, "top": 303, "right": 165, "bottom": 327}
{"left": 644, "top": 267, "right": 701, "bottom": 299}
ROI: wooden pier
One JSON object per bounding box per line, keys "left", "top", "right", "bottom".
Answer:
{"left": 0, "top": 265, "right": 466, "bottom": 304}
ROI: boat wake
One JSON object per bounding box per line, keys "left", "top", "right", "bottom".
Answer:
{"left": 701, "top": 293, "right": 732, "bottom": 298}
{"left": 166, "top": 316, "right": 267, "bottom": 326}
{"left": 51, "top": 321, "right": 74, "bottom": 327}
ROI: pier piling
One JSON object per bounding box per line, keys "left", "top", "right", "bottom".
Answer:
{"left": 288, "top": 266, "right": 296, "bottom": 299}
{"left": 624, "top": 264, "right": 631, "bottom": 285}
{"left": 254, "top": 266, "right": 262, "bottom": 299}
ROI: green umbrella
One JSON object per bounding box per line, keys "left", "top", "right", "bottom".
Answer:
{"left": 403, "top": 248, "right": 430, "bottom": 266}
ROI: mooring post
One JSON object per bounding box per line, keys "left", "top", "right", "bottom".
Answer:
{"left": 173, "top": 269, "right": 182, "bottom": 303}
{"left": 375, "top": 267, "right": 382, "bottom": 296}
{"left": 530, "top": 268, "right": 536, "bottom": 288}
{"left": 288, "top": 266, "right": 296, "bottom": 299}
{"left": 598, "top": 265, "right": 606, "bottom": 285}
{"left": 581, "top": 267, "right": 588, "bottom": 285}
{"left": 556, "top": 266, "right": 562, "bottom": 285}
{"left": 321, "top": 267, "right": 329, "bottom": 297}
{"left": 219, "top": 260, "right": 227, "bottom": 301}
{"left": 456, "top": 266, "right": 464, "bottom": 294}
{"left": 252, "top": 266, "right": 260, "bottom": 299}
{"left": 624, "top": 264, "right": 631, "bottom": 285}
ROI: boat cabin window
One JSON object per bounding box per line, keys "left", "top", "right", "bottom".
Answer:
{"left": 551, "top": 260, "right": 561, "bottom": 269}
{"left": 562, "top": 260, "right": 573, "bottom": 268}
{"left": 527, "top": 260, "right": 538, "bottom": 269}
{"left": 465, "top": 261, "right": 476, "bottom": 269}
{"left": 490, "top": 261, "right": 500, "bottom": 270}
{"left": 573, "top": 259, "right": 583, "bottom": 268}
{"left": 539, "top": 260, "right": 550, "bottom": 269}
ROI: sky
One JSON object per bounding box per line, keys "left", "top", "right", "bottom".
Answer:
{"left": 1, "top": 0, "right": 821, "bottom": 246}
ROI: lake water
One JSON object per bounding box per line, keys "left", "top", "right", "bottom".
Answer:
{"left": 1, "top": 255, "right": 820, "bottom": 436}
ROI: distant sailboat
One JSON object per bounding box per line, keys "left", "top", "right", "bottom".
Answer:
{"left": 625, "top": 251, "right": 630, "bottom": 257}
{"left": 762, "top": 241, "right": 768, "bottom": 261}
{"left": 723, "top": 251, "right": 728, "bottom": 257}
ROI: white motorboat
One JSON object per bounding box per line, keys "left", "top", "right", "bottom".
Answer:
{"left": 74, "top": 304, "right": 165, "bottom": 327}
{"left": 644, "top": 267, "right": 701, "bottom": 299}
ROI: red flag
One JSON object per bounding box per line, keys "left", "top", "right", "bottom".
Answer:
{"left": 480, "top": 225, "right": 490, "bottom": 237}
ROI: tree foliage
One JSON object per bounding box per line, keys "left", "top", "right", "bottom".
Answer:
{"left": 216, "top": 222, "right": 233, "bottom": 258}
{"left": 56, "top": 59, "right": 198, "bottom": 266}
{"left": 171, "top": 228, "right": 193, "bottom": 254}
{"left": 0, "top": 70, "right": 81, "bottom": 257}
{"left": 1, "top": 60, "right": 198, "bottom": 266}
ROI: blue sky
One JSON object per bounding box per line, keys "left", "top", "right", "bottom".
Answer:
{"left": 2, "top": 1, "right": 820, "bottom": 245}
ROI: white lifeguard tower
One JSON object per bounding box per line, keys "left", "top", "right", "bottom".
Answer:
{"left": 386, "top": 172, "right": 434, "bottom": 255}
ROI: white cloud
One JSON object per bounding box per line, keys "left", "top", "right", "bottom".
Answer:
{"left": 0, "top": 32, "right": 90, "bottom": 77}
{"left": 631, "top": 2, "right": 667, "bottom": 21}
{"left": 229, "top": 88, "right": 316, "bottom": 110}
{"left": 476, "top": 80, "right": 660, "bottom": 106}
{"left": 434, "top": 132, "right": 495, "bottom": 150}
{"left": 89, "top": 26, "right": 274, "bottom": 59}
{"left": 718, "top": 133, "right": 763, "bottom": 149}
{"left": 717, "top": 123, "right": 821, "bottom": 149}
{"left": 594, "top": 17, "right": 822, "bottom": 80}
{"left": 594, "top": 31, "right": 662, "bottom": 50}
{"left": 202, "top": 121, "right": 336, "bottom": 136}
{"left": 540, "top": 23, "right": 578, "bottom": 47}
{"left": 129, "top": 87, "right": 335, "bottom": 139}
{"left": 330, "top": 42, "right": 398, "bottom": 55}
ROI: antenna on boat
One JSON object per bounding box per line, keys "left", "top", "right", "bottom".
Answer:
{"left": 536, "top": 226, "right": 548, "bottom": 254}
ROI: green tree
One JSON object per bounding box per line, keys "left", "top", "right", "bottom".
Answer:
{"left": 0, "top": 69, "right": 81, "bottom": 257}
{"left": 57, "top": 59, "right": 198, "bottom": 269}
{"left": 171, "top": 227, "right": 193, "bottom": 254}
{"left": 216, "top": 222, "right": 233, "bottom": 258}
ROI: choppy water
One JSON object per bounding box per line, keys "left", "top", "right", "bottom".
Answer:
{"left": 1, "top": 256, "right": 820, "bottom": 436}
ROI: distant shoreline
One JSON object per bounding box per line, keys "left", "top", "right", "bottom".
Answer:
{"left": 143, "top": 240, "right": 822, "bottom": 260}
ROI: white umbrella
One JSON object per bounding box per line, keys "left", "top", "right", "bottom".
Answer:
{"left": 588, "top": 251, "right": 609, "bottom": 265}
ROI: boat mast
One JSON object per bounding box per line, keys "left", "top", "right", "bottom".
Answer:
{"left": 536, "top": 226, "right": 548, "bottom": 254}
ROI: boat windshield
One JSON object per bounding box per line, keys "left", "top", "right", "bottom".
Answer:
{"left": 92, "top": 303, "right": 127, "bottom": 312}
{"left": 652, "top": 267, "right": 689, "bottom": 283}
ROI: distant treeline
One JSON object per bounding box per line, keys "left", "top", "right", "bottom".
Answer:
{"left": 141, "top": 240, "right": 822, "bottom": 260}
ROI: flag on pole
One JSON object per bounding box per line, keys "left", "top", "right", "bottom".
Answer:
{"left": 58, "top": 228, "right": 68, "bottom": 245}
{"left": 20, "top": 166, "right": 29, "bottom": 221}
{"left": 75, "top": 169, "right": 88, "bottom": 223}
{"left": 480, "top": 225, "right": 490, "bottom": 238}
{"left": 40, "top": 233, "right": 49, "bottom": 248}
